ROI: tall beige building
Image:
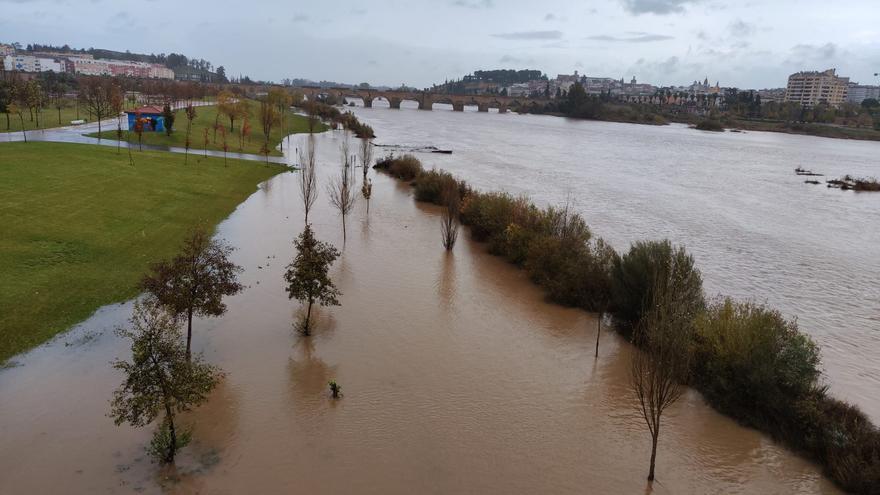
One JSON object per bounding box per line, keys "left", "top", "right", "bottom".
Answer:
{"left": 785, "top": 69, "right": 849, "bottom": 107}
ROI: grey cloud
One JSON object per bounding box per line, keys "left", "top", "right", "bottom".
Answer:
{"left": 620, "top": 0, "right": 700, "bottom": 15}
{"left": 728, "top": 19, "right": 756, "bottom": 37}
{"left": 292, "top": 14, "right": 308, "bottom": 22}
{"left": 451, "top": 0, "right": 493, "bottom": 8}
{"left": 586, "top": 32, "right": 674, "bottom": 42}
{"left": 544, "top": 13, "right": 555, "bottom": 21}
{"left": 499, "top": 55, "right": 522, "bottom": 64}
{"left": 791, "top": 42, "right": 839, "bottom": 60}
{"left": 492, "top": 30, "right": 563, "bottom": 40}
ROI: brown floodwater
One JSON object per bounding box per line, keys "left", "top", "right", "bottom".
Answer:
{"left": 0, "top": 131, "right": 841, "bottom": 493}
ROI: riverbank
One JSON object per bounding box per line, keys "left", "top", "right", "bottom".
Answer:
{"left": 86, "top": 101, "right": 326, "bottom": 156}
{"left": 0, "top": 141, "right": 287, "bottom": 363}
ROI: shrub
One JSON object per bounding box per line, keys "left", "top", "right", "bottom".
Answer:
{"left": 611, "top": 240, "right": 704, "bottom": 335}
{"left": 695, "top": 119, "right": 724, "bottom": 131}
{"left": 413, "top": 169, "right": 470, "bottom": 205}
{"left": 693, "top": 298, "right": 821, "bottom": 419}
{"left": 376, "top": 154, "right": 423, "bottom": 181}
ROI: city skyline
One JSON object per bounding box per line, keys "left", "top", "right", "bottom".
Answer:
{"left": 2, "top": 0, "right": 879, "bottom": 90}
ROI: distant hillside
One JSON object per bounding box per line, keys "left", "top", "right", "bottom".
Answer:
{"left": 21, "top": 43, "right": 226, "bottom": 82}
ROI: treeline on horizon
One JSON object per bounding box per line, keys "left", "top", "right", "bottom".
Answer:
{"left": 374, "top": 154, "right": 880, "bottom": 494}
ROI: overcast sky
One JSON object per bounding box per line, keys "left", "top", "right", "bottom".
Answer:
{"left": 2, "top": 0, "right": 879, "bottom": 88}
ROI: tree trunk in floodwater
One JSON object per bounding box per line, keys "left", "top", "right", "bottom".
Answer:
{"left": 164, "top": 406, "right": 177, "bottom": 463}
{"left": 304, "top": 299, "right": 313, "bottom": 336}
{"left": 648, "top": 429, "right": 659, "bottom": 481}
{"left": 186, "top": 306, "right": 193, "bottom": 362}
{"left": 595, "top": 313, "right": 601, "bottom": 358}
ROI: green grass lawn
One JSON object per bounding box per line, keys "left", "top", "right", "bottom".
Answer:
{"left": 1, "top": 98, "right": 94, "bottom": 133}
{"left": 0, "top": 141, "right": 286, "bottom": 363}
{"left": 87, "top": 100, "right": 327, "bottom": 156}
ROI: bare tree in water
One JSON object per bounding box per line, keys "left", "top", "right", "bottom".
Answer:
{"left": 298, "top": 134, "right": 318, "bottom": 224}
{"left": 327, "top": 136, "right": 357, "bottom": 242}
{"left": 630, "top": 267, "right": 695, "bottom": 482}
{"left": 359, "top": 135, "right": 373, "bottom": 182}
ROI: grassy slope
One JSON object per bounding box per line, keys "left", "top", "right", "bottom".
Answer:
{"left": 0, "top": 142, "right": 285, "bottom": 363}
{"left": 1, "top": 99, "right": 88, "bottom": 133}
{"left": 86, "top": 101, "right": 328, "bottom": 156}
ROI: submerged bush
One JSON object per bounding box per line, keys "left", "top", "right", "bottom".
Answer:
{"left": 413, "top": 169, "right": 471, "bottom": 205}
{"left": 694, "top": 298, "right": 821, "bottom": 417}
{"left": 611, "top": 240, "right": 704, "bottom": 335}
{"left": 374, "top": 154, "right": 423, "bottom": 181}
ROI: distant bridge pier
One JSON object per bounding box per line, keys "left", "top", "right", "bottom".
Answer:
{"left": 363, "top": 96, "right": 373, "bottom": 108}
{"left": 477, "top": 103, "right": 489, "bottom": 112}
{"left": 452, "top": 102, "right": 464, "bottom": 112}
{"left": 389, "top": 97, "right": 401, "bottom": 109}
{"left": 498, "top": 105, "right": 507, "bottom": 114}
{"left": 418, "top": 95, "right": 433, "bottom": 110}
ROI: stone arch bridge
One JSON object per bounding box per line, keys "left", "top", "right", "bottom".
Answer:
{"left": 296, "top": 86, "right": 547, "bottom": 113}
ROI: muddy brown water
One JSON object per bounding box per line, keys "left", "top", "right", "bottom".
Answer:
{"left": 0, "top": 131, "right": 840, "bottom": 493}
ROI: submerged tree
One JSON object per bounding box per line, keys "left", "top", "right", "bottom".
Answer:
{"left": 630, "top": 266, "right": 696, "bottom": 482}
{"left": 359, "top": 136, "right": 373, "bottom": 182}
{"left": 585, "top": 239, "right": 617, "bottom": 357}
{"left": 440, "top": 182, "right": 460, "bottom": 250}
{"left": 110, "top": 299, "right": 219, "bottom": 464}
{"left": 284, "top": 225, "right": 341, "bottom": 336}
{"left": 328, "top": 138, "right": 357, "bottom": 242}
{"left": 298, "top": 134, "right": 318, "bottom": 224}
{"left": 141, "top": 227, "right": 243, "bottom": 361}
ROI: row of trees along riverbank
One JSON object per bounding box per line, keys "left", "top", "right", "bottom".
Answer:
{"left": 373, "top": 154, "right": 880, "bottom": 493}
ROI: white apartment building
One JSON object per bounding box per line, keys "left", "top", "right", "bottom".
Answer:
{"left": 3, "top": 54, "right": 63, "bottom": 73}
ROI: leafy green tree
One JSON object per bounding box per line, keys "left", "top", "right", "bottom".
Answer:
{"left": 141, "top": 227, "right": 243, "bottom": 360}
{"left": 162, "top": 104, "right": 175, "bottom": 136}
{"left": 110, "top": 299, "right": 219, "bottom": 463}
{"left": 611, "top": 240, "right": 704, "bottom": 335}
{"left": 284, "top": 225, "right": 341, "bottom": 335}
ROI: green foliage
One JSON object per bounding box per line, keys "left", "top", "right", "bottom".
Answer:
{"left": 374, "top": 154, "right": 424, "bottom": 181}
{"left": 162, "top": 104, "right": 175, "bottom": 135}
{"left": 611, "top": 240, "right": 704, "bottom": 335}
{"left": 147, "top": 419, "right": 192, "bottom": 462}
{"left": 111, "top": 299, "right": 219, "bottom": 463}
{"left": 328, "top": 381, "right": 342, "bottom": 398}
{"left": 284, "top": 225, "right": 342, "bottom": 335}
{"left": 413, "top": 169, "right": 470, "bottom": 204}
{"left": 141, "top": 227, "right": 244, "bottom": 357}
{"left": 694, "top": 298, "right": 820, "bottom": 414}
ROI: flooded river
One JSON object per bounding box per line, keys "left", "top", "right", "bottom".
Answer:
{"left": 0, "top": 128, "right": 845, "bottom": 493}
{"left": 351, "top": 101, "right": 880, "bottom": 422}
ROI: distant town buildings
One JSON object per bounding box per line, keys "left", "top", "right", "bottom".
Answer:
{"left": 3, "top": 53, "right": 64, "bottom": 73}
{"left": 784, "top": 69, "right": 849, "bottom": 107}
{"left": 0, "top": 44, "right": 174, "bottom": 80}
{"left": 846, "top": 83, "right": 880, "bottom": 104}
